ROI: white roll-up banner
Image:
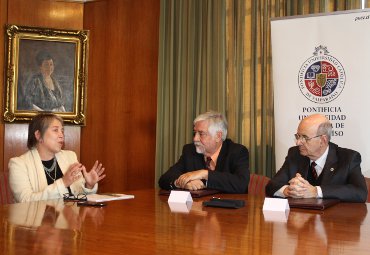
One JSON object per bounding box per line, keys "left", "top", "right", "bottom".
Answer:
{"left": 271, "top": 9, "right": 370, "bottom": 177}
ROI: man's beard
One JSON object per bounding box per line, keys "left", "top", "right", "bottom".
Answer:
{"left": 194, "top": 141, "right": 205, "bottom": 154}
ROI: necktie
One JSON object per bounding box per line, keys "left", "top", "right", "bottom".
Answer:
{"left": 311, "top": 161, "right": 318, "bottom": 179}
{"left": 205, "top": 157, "right": 212, "bottom": 170}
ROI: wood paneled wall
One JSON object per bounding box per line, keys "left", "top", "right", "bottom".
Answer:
{"left": 0, "top": 0, "right": 159, "bottom": 193}
{"left": 82, "top": 0, "right": 159, "bottom": 192}
{"left": 0, "top": 0, "right": 7, "bottom": 175}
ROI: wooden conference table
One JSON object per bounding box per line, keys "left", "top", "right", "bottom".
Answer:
{"left": 1, "top": 189, "right": 369, "bottom": 255}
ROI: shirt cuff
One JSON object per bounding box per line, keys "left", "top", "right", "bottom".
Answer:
{"left": 82, "top": 183, "right": 98, "bottom": 194}
{"left": 274, "top": 185, "right": 288, "bottom": 197}
{"left": 316, "top": 186, "right": 323, "bottom": 198}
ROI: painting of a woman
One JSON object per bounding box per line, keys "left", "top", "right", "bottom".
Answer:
{"left": 25, "top": 51, "right": 66, "bottom": 112}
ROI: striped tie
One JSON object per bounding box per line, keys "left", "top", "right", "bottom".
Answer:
{"left": 311, "top": 161, "right": 318, "bottom": 179}
{"left": 205, "top": 157, "right": 212, "bottom": 170}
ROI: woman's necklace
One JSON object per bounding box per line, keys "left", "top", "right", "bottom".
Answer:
{"left": 43, "top": 157, "right": 57, "bottom": 182}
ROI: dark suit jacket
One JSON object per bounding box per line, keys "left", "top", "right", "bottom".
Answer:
{"left": 158, "top": 139, "right": 250, "bottom": 193}
{"left": 265, "top": 142, "right": 368, "bottom": 202}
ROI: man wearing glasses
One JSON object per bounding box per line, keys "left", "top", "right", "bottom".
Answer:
{"left": 158, "top": 111, "right": 249, "bottom": 193}
{"left": 265, "top": 114, "right": 367, "bottom": 202}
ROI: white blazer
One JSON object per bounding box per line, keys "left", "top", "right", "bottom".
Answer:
{"left": 9, "top": 149, "right": 97, "bottom": 203}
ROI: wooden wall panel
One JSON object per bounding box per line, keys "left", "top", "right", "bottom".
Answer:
{"left": 82, "top": 0, "right": 159, "bottom": 192}
{"left": 2, "top": 0, "right": 83, "bottom": 173}
{"left": 0, "top": 0, "right": 7, "bottom": 174}
{"left": 7, "top": 0, "right": 83, "bottom": 29}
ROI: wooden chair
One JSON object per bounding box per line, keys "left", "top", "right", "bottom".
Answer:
{"left": 0, "top": 172, "right": 14, "bottom": 205}
{"left": 248, "top": 173, "right": 270, "bottom": 196}
{"left": 365, "top": 177, "right": 370, "bottom": 203}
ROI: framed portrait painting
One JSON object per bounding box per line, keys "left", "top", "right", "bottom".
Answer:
{"left": 3, "top": 24, "right": 89, "bottom": 125}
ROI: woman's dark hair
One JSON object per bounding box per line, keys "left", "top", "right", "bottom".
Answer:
{"left": 27, "top": 113, "right": 64, "bottom": 149}
{"left": 36, "top": 51, "right": 53, "bottom": 66}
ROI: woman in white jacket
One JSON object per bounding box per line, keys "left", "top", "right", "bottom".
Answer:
{"left": 9, "top": 113, "right": 106, "bottom": 203}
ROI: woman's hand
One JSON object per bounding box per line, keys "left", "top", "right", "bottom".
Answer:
{"left": 62, "top": 162, "right": 83, "bottom": 187}
{"left": 82, "top": 161, "right": 106, "bottom": 189}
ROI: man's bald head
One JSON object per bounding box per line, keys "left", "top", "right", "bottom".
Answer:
{"left": 299, "top": 114, "right": 332, "bottom": 141}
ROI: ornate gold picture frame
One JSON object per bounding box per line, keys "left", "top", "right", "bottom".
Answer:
{"left": 4, "top": 24, "right": 89, "bottom": 125}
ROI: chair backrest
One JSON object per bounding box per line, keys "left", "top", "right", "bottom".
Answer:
{"left": 365, "top": 177, "right": 370, "bottom": 203}
{"left": 0, "top": 172, "right": 14, "bottom": 205}
{"left": 248, "top": 173, "right": 270, "bottom": 196}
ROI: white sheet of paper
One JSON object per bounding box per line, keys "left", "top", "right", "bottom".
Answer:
{"left": 86, "top": 193, "right": 134, "bottom": 202}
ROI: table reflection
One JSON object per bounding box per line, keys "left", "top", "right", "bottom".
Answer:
{"left": 158, "top": 199, "right": 227, "bottom": 254}
{"left": 6, "top": 199, "right": 105, "bottom": 254}
{"left": 190, "top": 201, "right": 226, "bottom": 254}
{"left": 3, "top": 190, "right": 369, "bottom": 254}
{"left": 287, "top": 211, "right": 328, "bottom": 254}
{"left": 272, "top": 204, "right": 368, "bottom": 254}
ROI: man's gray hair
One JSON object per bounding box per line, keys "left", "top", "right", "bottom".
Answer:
{"left": 194, "top": 111, "right": 228, "bottom": 140}
{"left": 317, "top": 120, "right": 332, "bottom": 141}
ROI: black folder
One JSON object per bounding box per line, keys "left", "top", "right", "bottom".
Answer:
{"left": 287, "top": 198, "right": 340, "bottom": 210}
{"left": 158, "top": 189, "right": 220, "bottom": 198}
{"left": 203, "top": 198, "right": 245, "bottom": 209}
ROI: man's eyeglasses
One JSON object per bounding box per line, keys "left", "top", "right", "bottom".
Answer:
{"left": 294, "top": 133, "right": 323, "bottom": 143}
{"left": 63, "top": 193, "right": 87, "bottom": 202}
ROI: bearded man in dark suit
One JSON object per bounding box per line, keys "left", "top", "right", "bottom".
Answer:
{"left": 158, "top": 111, "right": 249, "bottom": 194}
{"left": 266, "top": 114, "right": 367, "bottom": 202}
